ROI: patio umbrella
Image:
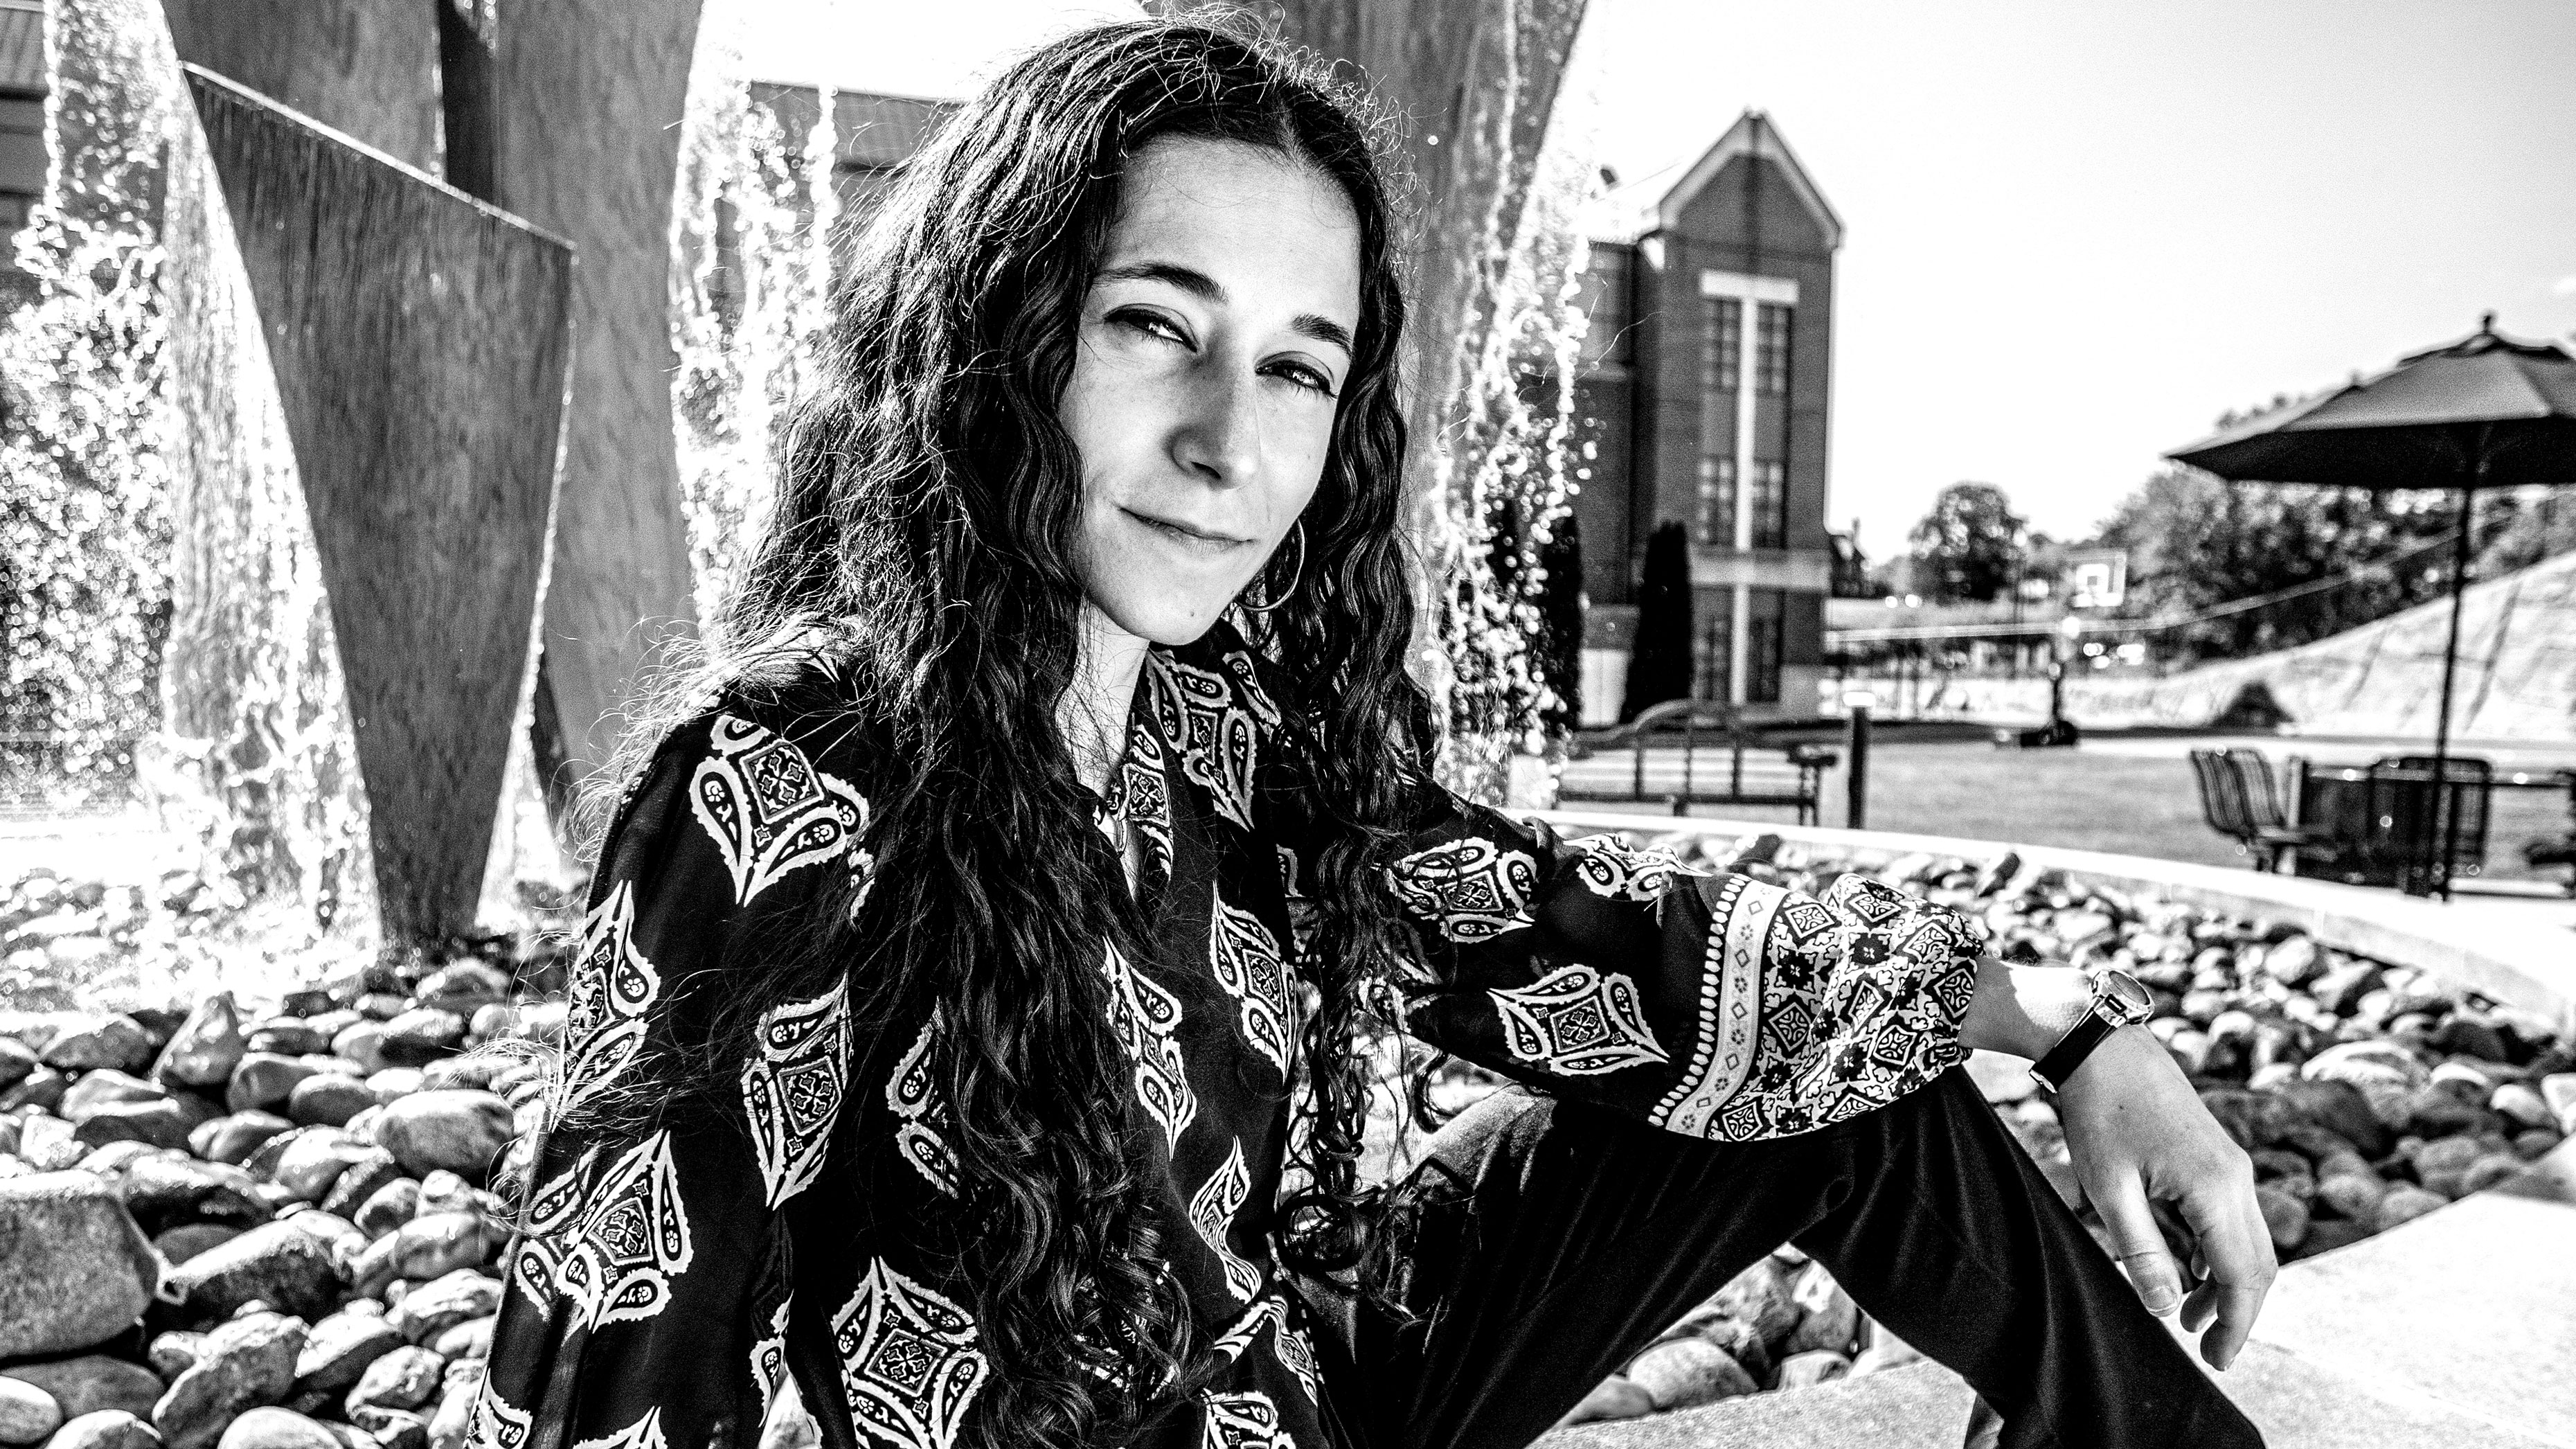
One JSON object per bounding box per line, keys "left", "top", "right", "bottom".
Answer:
{"left": 2165, "top": 315, "right": 2576, "bottom": 896}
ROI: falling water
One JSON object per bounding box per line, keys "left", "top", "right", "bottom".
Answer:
{"left": 1432, "top": 90, "right": 1604, "bottom": 808}
{"left": 671, "top": 16, "right": 839, "bottom": 628}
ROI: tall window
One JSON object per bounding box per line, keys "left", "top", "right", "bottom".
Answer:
{"left": 1748, "top": 460, "right": 1787, "bottom": 550}
{"left": 1702, "top": 298, "right": 1742, "bottom": 391}
{"left": 1694, "top": 456, "right": 1736, "bottom": 546}
{"left": 1755, "top": 302, "right": 1793, "bottom": 395}
{"left": 1747, "top": 589, "right": 1787, "bottom": 704}
{"left": 1695, "top": 594, "right": 1733, "bottom": 701}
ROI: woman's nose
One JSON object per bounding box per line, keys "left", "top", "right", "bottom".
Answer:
{"left": 1170, "top": 364, "right": 1262, "bottom": 487}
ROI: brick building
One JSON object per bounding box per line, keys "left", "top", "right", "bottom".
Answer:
{"left": 1569, "top": 110, "right": 1841, "bottom": 722}
{"left": 0, "top": 0, "right": 46, "bottom": 298}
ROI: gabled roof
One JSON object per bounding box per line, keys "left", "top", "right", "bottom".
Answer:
{"left": 1589, "top": 109, "right": 1842, "bottom": 249}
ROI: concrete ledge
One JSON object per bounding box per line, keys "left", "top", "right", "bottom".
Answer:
{"left": 1534, "top": 809, "right": 2576, "bottom": 1035}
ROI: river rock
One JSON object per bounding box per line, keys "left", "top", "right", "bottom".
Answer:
{"left": 213, "top": 1407, "right": 338, "bottom": 1449}
{"left": 374, "top": 1013, "right": 465, "bottom": 1070}
{"left": 75, "top": 1101, "right": 195, "bottom": 1152}
{"left": 1775, "top": 1350, "right": 1851, "bottom": 1389}
{"left": 149, "top": 1333, "right": 205, "bottom": 1381}
{"left": 41, "top": 1016, "right": 154, "bottom": 1074}
{"left": 226, "top": 1058, "right": 321, "bottom": 1117}
{"left": 0, "top": 1356, "right": 164, "bottom": 1420}
{"left": 2315, "top": 1158, "right": 2387, "bottom": 1218}
{"left": 0, "top": 1037, "right": 35, "bottom": 1090}
{"left": 2255, "top": 1184, "right": 2309, "bottom": 1250}
{"left": 411, "top": 965, "right": 508, "bottom": 1017}
{"left": 155, "top": 997, "right": 248, "bottom": 1091}
{"left": 245, "top": 1023, "right": 331, "bottom": 1059}
{"left": 267, "top": 1130, "right": 375, "bottom": 1203}
{"left": 429, "top": 1316, "right": 491, "bottom": 1362}
{"left": 156, "top": 1224, "right": 243, "bottom": 1264}
{"left": 166, "top": 1220, "right": 345, "bottom": 1325}
{"left": 121, "top": 1155, "right": 270, "bottom": 1236}
{"left": 1709, "top": 1256, "right": 1802, "bottom": 1352}
{"left": 291, "top": 1313, "right": 406, "bottom": 1396}
{"left": 2541, "top": 1074, "right": 2576, "bottom": 1135}
{"left": 355, "top": 1214, "right": 497, "bottom": 1294}
{"left": 353, "top": 1179, "right": 420, "bottom": 1239}
{"left": 0, "top": 1378, "right": 62, "bottom": 1446}
{"left": 0, "top": 1066, "right": 69, "bottom": 1114}
{"left": 2266, "top": 1078, "right": 2388, "bottom": 1157}
{"left": 363, "top": 1070, "right": 422, "bottom": 1108}
{"left": 2300, "top": 1042, "right": 2428, "bottom": 1130}
{"left": 2451, "top": 1153, "right": 2521, "bottom": 1195}
{"left": 2372, "top": 1185, "right": 2448, "bottom": 1231}
{"left": 1785, "top": 1263, "right": 1859, "bottom": 1355}
{"left": 2433, "top": 1013, "right": 2510, "bottom": 1064}
{"left": 2262, "top": 934, "right": 2321, "bottom": 985}
{"left": 349, "top": 1409, "right": 427, "bottom": 1449}
{"left": 1556, "top": 1378, "right": 1654, "bottom": 1428}
{"left": 387, "top": 1270, "right": 500, "bottom": 1344}
{"left": 50, "top": 1411, "right": 163, "bottom": 1449}
{"left": 0, "top": 1170, "right": 163, "bottom": 1358}
{"left": 371, "top": 1093, "right": 510, "bottom": 1181}
{"left": 1625, "top": 1337, "right": 1757, "bottom": 1410}
{"left": 61, "top": 1070, "right": 169, "bottom": 1123}
{"left": 316, "top": 1150, "right": 404, "bottom": 1219}
{"left": 330, "top": 1024, "right": 387, "bottom": 1078}
{"left": 423, "top": 1362, "right": 479, "bottom": 1449}
{"left": 190, "top": 1114, "right": 293, "bottom": 1168}
{"left": 152, "top": 1312, "right": 307, "bottom": 1449}
{"left": 19, "top": 1113, "right": 86, "bottom": 1171}
{"left": 2488, "top": 1081, "right": 2550, "bottom": 1130}
{"left": 274, "top": 1211, "right": 368, "bottom": 1273}
{"left": 345, "top": 1349, "right": 442, "bottom": 1413}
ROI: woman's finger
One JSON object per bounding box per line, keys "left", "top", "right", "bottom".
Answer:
{"left": 2176, "top": 1173, "right": 2278, "bottom": 1369}
{"left": 2093, "top": 1167, "right": 2185, "bottom": 1315}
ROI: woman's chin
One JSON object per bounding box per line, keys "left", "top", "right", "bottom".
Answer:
{"left": 1100, "top": 595, "right": 1233, "bottom": 647}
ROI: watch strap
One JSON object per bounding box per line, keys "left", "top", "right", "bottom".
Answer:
{"left": 2030, "top": 1009, "right": 2119, "bottom": 1092}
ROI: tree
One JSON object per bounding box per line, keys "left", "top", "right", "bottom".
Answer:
{"left": 1622, "top": 522, "right": 1691, "bottom": 720}
{"left": 2093, "top": 465, "right": 2458, "bottom": 659}
{"left": 1906, "top": 481, "right": 2025, "bottom": 603}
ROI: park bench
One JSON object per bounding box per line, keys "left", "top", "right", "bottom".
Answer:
{"left": 1559, "top": 700, "right": 1837, "bottom": 824}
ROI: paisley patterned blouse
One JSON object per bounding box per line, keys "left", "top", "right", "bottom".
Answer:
{"left": 472, "top": 623, "right": 1983, "bottom": 1449}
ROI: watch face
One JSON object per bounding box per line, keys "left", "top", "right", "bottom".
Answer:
{"left": 2095, "top": 968, "right": 2154, "bottom": 1027}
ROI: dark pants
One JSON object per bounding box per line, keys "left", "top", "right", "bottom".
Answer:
{"left": 1298, "top": 1067, "right": 2264, "bottom": 1449}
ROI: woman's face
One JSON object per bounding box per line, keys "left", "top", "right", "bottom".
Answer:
{"left": 1060, "top": 136, "right": 1363, "bottom": 647}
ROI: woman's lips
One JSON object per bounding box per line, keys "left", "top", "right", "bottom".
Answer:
{"left": 1125, "top": 509, "right": 1253, "bottom": 551}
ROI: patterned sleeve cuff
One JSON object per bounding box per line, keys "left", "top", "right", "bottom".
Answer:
{"left": 1658, "top": 873, "right": 1983, "bottom": 1142}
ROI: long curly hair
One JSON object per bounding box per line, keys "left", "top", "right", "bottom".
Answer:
{"left": 567, "top": 20, "right": 1440, "bottom": 1448}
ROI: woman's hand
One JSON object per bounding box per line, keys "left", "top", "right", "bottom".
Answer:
{"left": 2055, "top": 1025, "right": 2278, "bottom": 1369}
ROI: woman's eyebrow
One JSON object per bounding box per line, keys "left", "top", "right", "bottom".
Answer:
{"left": 1095, "top": 260, "right": 1353, "bottom": 356}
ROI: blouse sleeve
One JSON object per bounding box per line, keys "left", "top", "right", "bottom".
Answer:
{"left": 474, "top": 709, "right": 875, "bottom": 1449}
{"left": 1368, "top": 788, "right": 1983, "bottom": 1141}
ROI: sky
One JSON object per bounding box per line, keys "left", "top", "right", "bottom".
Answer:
{"left": 728, "top": 0, "right": 2576, "bottom": 548}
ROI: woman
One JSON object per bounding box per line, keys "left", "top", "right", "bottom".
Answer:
{"left": 478, "top": 21, "right": 2271, "bottom": 1449}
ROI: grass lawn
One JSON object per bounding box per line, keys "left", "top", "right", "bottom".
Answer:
{"left": 1583, "top": 739, "right": 2566, "bottom": 886}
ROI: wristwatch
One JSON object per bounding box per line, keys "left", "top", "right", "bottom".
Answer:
{"left": 2030, "top": 967, "right": 2155, "bottom": 1092}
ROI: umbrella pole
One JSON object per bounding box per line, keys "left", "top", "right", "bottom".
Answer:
{"left": 2429, "top": 481, "right": 2478, "bottom": 899}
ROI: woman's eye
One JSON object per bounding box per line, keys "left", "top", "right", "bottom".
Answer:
{"left": 1267, "top": 360, "right": 1339, "bottom": 398}
{"left": 1109, "top": 308, "right": 1190, "bottom": 346}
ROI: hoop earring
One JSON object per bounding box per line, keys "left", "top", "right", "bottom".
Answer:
{"left": 1239, "top": 519, "right": 1305, "bottom": 615}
